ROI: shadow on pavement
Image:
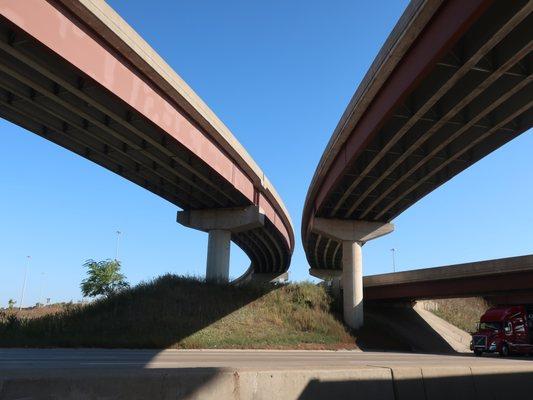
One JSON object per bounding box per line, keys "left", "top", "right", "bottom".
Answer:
{"left": 298, "top": 369, "right": 533, "bottom": 400}
{"left": 0, "top": 367, "right": 224, "bottom": 399}
{"left": 4, "top": 364, "right": 533, "bottom": 399}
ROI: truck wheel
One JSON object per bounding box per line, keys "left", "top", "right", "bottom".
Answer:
{"left": 474, "top": 349, "right": 483, "bottom": 357}
{"left": 500, "top": 343, "right": 510, "bottom": 357}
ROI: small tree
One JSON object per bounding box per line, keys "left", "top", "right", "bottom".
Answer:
{"left": 80, "top": 259, "right": 129, "bottom": 298}
{"left": 7, "top": 299, "right": 16, "bottom": 309}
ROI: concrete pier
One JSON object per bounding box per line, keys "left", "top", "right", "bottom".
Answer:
{"left": 206, "top": 230, "right": 231, "bottom": 282}
{"left": 342, "top": 241, "right": 363, "bottom": 329}
{"left": 177, "top": 206, "right": 264, "bottom": 283}
{"left": 312, "top": 218, "right": 393, "bottom": 329}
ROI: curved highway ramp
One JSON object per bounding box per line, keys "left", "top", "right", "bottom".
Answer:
{"left": 302, "top": 0, "right": 533, "bottom": 329}
{"left": 0, "top": 0, "right": 293, "bottom": 282}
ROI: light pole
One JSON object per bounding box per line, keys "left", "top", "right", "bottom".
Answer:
{"left": 38, "top": 272, "right": 45, "bottom": 307}
{"left": 115, "top": 230, "right": 121, "bottom": 261}
{"left": 390, "top": 248, "right": 396, "bottom": 273}
{"left": 19, "top": 255, "right": 30, "bottom": 310}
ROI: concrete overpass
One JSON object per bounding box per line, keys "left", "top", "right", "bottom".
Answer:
{"left": 365, "top": 254, "right": 533, "bottom": 305}
{"left": 0, "top": 0, "right": 293, "bottom": 282}
{"left": 303, "top": 0, "right": 533, "bottom": 328}
{"left": 312, "top": 254, "right": 533, "bottom": 305}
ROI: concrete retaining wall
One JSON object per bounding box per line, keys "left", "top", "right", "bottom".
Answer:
{"left": 414, "top": 301, "right": 472, "bottom": 353}
{"left": 2, "top": 365, "right": 533, "bottom": 399}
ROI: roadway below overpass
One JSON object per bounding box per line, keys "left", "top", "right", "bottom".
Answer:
{"left": 2, "top": 349, "right": 533, "bottom": 399}
{"left": 2, "top": 348, "right": 532, "bottom": 370}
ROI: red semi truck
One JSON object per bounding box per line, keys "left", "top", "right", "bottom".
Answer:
{"left": 471, "top": 305, "right": 533, "bottom": 356}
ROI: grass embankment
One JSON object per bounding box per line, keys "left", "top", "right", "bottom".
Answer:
{"left": 427, "top": 297, "right": 491, "bottom": 333}
{"left": 0, "top": 275, "right": 355, "bottom": 349}
{"left": 3, "top": 303, "right": 65, "bottom": 319}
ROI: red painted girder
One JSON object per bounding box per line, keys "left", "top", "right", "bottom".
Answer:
{"left": 0, "top": 0, "right": 292, "bottom": 248}
{"left": 304, "top": 0, "right": 492, "bottom": 237}
{"left": 364, "top": 271, "right": 533, "bottom": 301}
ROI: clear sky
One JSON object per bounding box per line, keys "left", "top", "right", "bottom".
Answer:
{"left": 1, "top": 1, "right": 532, "bottom": 307}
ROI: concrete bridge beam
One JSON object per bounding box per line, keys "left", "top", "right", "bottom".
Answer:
{"left": 312, "top": 218, "right": 394, "bottom": 329}
{"left": 177, "top": 206, "right": 265, "bottom": 283}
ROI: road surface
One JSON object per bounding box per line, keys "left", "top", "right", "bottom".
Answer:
{"left": 2, "top": 349, "right": 533, "bottom": 399}
{"left": 1, "top": 348, "right": 532, "bottom": 373}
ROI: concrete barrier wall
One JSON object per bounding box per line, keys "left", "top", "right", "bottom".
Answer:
{"left": 2, "top": 365, "right": 533, "bottom": 399}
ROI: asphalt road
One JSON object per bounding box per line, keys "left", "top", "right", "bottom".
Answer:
{"left": 1, "top": 348, "right": 532, "bottom": 373}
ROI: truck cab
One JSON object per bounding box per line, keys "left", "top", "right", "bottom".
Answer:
{"left": 471, "top": 305, "right": 533, "bottom": 356}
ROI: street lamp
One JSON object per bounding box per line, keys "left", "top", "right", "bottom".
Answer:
{"left": 115, "top": 230, "right": 121, "bottom": 261}
{"left": 390, "top": 248, "right": 396, "bottom": 273}
{"left": 38, "top": 272, "right": 45, "bottom": 307}
{"left": 19, "top": 255, "right": 30, "bottom": 310}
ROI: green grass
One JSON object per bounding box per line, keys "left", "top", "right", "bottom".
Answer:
{"left": 427, "top": 297, "right": 491, "bottom": 333}
{"left": 0, "top": 275, "right": 355, "bottom": 349}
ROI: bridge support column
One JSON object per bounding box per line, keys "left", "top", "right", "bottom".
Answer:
{"left": 177, "top": 206, "right": 264, "bottom": 283}
{"left": 206, "top": 229, "right": 231, "bottom": 282}
{"left": 312, "top": 218, "right": 394, "bottom": 330}
{"left": 342, "top": 240, "right": 363, "bottom": 329}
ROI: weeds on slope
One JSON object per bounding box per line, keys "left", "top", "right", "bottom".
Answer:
{"left": 0, "top": 275, "right": 354, "bottom": 349}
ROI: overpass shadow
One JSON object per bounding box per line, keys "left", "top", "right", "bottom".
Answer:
{"left": 4, "top": 362, "right": 533, "bottom": 399}
{"left": 297, "top": 369, "right": 533, "bottom": 400}
{"left": 355, "top": 303, "right": 456, "bottom": 354}
{"left": 0, "top": 366, "right": 224, "bottom": 399}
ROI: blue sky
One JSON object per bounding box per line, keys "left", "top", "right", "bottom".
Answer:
{"left": 1, "top": 0, "right": 531, "bottom": 307}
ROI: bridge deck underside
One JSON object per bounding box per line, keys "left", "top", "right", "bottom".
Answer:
{"left": 0, "top": 16, "right": 290, "bottom": 274}
{"left": 307, "top": 0, "right": 533, "bottom": 272}
{"left": 364, "top": 270, "right": 533, "bottom": 303}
